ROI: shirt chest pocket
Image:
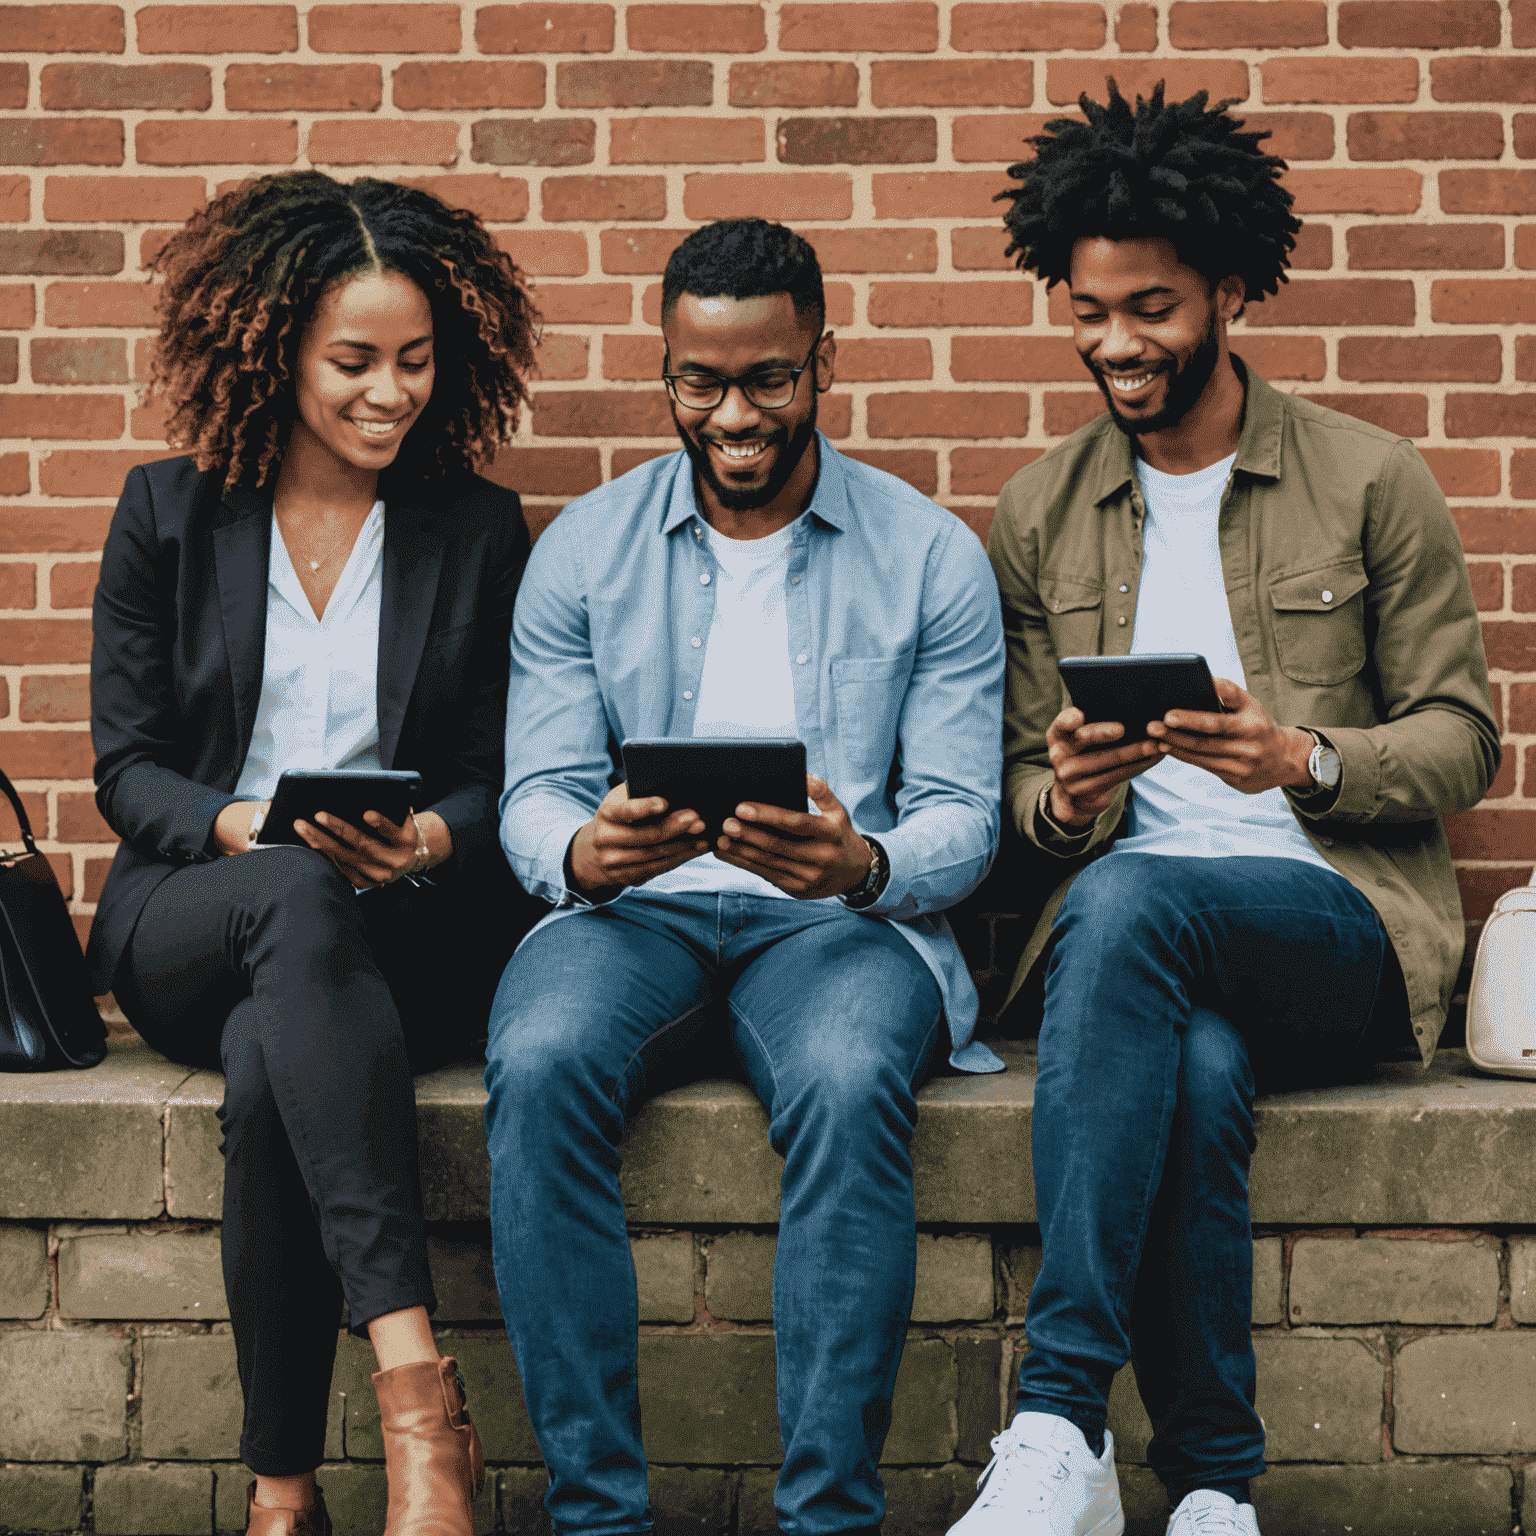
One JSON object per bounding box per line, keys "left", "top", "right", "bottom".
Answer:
{"left": 1039, "top": 574, "right": 1104, "bottom": 659}
{"left": 1268, "top": 560, "right": 1370, "bottom": 685}
{"left": 832, "top": 656, "right": 912, "bottom": 779}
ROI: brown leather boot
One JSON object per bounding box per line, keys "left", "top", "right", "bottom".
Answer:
{"left": 244, "top": 1485, "right": 331, "bottom": 1536}
{"left": 372, "top": 1356, "right": 486, "bottom": 1536}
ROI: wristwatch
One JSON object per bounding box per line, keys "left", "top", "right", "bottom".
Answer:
{"left": 1304, "top": 730, "right": 1342, "bottom": 794}
{"left": 843, "top": 836, "right": 889, "bottom": 909}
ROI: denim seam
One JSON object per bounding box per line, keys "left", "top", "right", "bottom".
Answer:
{"left": 609, "top": 999, "right": 716, "bottom": 1111}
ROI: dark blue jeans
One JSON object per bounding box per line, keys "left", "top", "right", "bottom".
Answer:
{"left": 1017, "top": 854, "right": 1397, "bottom": 1499}
{"left": 483, "top": 891, "right": 944, "bottom": 1536}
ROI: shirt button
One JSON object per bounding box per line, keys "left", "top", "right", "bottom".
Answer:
{"left": 683, "top": 690, "right": 693, "bottom": 700}
{"left": 796, "top": 653, "right": 808, "bottom": 664}
{"left": 1321, "top": 590, "right": 1333, "bottom": 603}
{"left": 690, "top": 637, "right": 701, "bottom": 648}
{"left": 791, "top": 576, "right": 800, "bottom": 584}
{"left": 1119, "top": 584, "right": 1129, "bottom": 593}
{"left": 700, "top": 574, "right": 711, "bottom": 585}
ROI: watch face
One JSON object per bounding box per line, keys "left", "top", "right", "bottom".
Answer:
{"left": 1313, "top": 744, "right": 1342, "bottom": 790}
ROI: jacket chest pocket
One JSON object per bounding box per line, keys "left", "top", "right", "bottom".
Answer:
{"left": 833, "top": 656, "right": 912, "bottom": 780}
{"left": 1040, "top": 574, "right": 1104, "bottom": 660}
{"left": 1268, "top": 560, "right": 1369, "bottom": 685}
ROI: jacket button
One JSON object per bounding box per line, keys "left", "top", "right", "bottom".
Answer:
{"left": 683, "top": 690, "right": 693, "bottom": 700}
{"left": 690, "top": 637, "right": 701, "bottom": 648}
{"left": 1321, "top": 590, "right": 1333, "bottom": 603}
{"left": 796, "top": 653, "right": 808, "bottom": 664}
{"left": 1119, "top": 584, "right": 1129, "bottom": 593}
{"left": 1117, "top": 616, "right": 1127, "bottom": 626}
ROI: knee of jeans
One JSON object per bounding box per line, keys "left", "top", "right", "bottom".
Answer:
{"left": 483, "top": 994, "right": 618, "bottom": 1129}
{"left": 774, "top": 1031, "right": 916, "bottom": 1142}
{"left": 1056, "top": 854, "right": 1179, "bottom": 942}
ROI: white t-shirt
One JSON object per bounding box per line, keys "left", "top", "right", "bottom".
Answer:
{"left": 1112, "top": 454, "right": 1331, "bottom": 870}
{"left": 647, "top": 518, "right": 800, "bottom": 898}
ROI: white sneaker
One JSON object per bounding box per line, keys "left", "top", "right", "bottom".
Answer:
{"left": 1166, "top": 1489, "right": 1261, "bottom": 1535}
{"left": 947, "top": 1411, "right": 1124, "bottom": 1536}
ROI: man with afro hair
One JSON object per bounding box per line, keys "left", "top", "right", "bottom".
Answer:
{"left": 959, "top": 83, "right": 1499, "bottom": 1536}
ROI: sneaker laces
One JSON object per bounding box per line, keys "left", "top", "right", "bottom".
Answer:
{"left": 1172, "top": 1492, "right": 1251, "bottom": 1534}
{"left": 973, "top": 1427, "right": 1073, "bottom": 1512}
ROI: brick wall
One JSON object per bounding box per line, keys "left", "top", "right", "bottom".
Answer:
{"left": 1, "top": 1, "right": 1534, "bottom": 1014}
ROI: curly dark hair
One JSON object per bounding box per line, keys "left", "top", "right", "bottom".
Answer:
{"left": 661, "top": 218, "right": 824, "bottom": 331}
{"left": 147, "top": 170, "right": 539, "bottom": 490}
{"left": 998, "top": 80, "right": 1300, "bottom": 301}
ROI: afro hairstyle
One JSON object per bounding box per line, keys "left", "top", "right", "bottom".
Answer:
{"left": 661, "top": 218, "right": 825, "bottom": 333}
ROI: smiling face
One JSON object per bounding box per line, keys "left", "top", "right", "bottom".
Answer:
{"left": 662, "top": 290, "right": 831, "bottom": 523}
{"left": 289, "top": 268, "right": 434, "bottom": 475}
{"left": 1068, "top": 236, "right": 1245, "bottom": 439}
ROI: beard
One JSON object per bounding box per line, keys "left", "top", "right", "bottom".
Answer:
{"left": 672, "top": 387, "right": 819, "bottom": 513}
{"left": 1090, "top": 310, "right": 1221, "bottom": 438}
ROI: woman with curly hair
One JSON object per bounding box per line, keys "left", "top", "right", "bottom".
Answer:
{"left": 88, "top": 170, "right": 540, "bottom": 1536}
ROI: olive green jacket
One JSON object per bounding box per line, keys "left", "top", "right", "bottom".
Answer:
{"left": 989, "top": 360, "right": 1500, "bottom": 1063}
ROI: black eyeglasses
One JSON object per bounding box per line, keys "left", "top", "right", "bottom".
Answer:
{"left": 662, "top": 337, "right": 822, "bottom": 412}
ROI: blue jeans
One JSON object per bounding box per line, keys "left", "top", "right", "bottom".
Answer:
{"left": 483, "top": 891, "right": 944, "bottom": 1536}
{"left": 1017, "top": 854, "right": 1396, "bottom": 1499}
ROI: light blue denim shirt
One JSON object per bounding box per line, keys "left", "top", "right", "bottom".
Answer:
{"left": 500, "top": 435, "right": 1006, "bottom": 1072}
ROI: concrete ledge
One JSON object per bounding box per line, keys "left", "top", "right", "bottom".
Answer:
{"left": 6, "top": 1041, "right": 1534, "bottom": 1225}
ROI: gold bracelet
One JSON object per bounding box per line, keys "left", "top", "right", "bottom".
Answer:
{"left": 410, "top": 813, "right": 430, "bottom": 875}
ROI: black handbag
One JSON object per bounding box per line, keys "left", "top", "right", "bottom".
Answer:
{"left": 0, "top": 766, "right": 107, "bottom": 1070}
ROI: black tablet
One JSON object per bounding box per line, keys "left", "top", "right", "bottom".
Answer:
{"left": 256, "top": 768, "right": 422, "bottom": 845}
{"left": 620, "top": 739, "right": 807, "bottom": 841}
{"left": 1057, "top": 654, "right": 1224, "bottom": 744}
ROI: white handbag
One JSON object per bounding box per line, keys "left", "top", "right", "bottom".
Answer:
{"left": 1465, "top": 878, "right": 1536, "bottom": 1079}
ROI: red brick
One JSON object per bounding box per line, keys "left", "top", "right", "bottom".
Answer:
{"left": 951, "top": 3, "right": 1106, "bottom": 50}
{"left": 1517, "top": 227, "right": 1536, "bottom": 269}
{"left": 43, "top": 176, "right": 204, "bottom": 224}
{"left": 1289, "top": 224, "right": 1332, "bottom": 269}
{"left": 1431, "top": 58, "right": 1536, "bottom": 103}
{"left": 308, "top": 4, "right": 460, "bottom": 52}
{"left": 0, "top": 788, "right": 46, "bottom": 843}
{"left": 227, "top": 63, "right": 382, "bottom": 112}
{"left": 1047, "top": 61, "right": 1249, "bottom": 106}
{"left": 1339, "top": 0, "right": 1500, "bottom": 47}
{"left": 0, "top": 175, "right": 26, "bottom": 222}
{"left": 1516, "top": 0, "right": 1536, "bottom": 44}
{"left": 138, "top": 5, "right": 295, "bottom": 52}
{"left": 0, "top": 731, "right": 94, "bottom": 779}
{"left": 1116, "top": 3, "right": 1158, "bottom": 49}
{"left": 496, "top": 230, "right": 587, "bottom": 277}
{"left": 485, "top": 446, "right": 602, "bottom": 497}
{"left": 1338, "top": 335, "right": 1502, "bottom": 383}
{"left": 1044, "top": 391, "right": 1106, "bottom": 435}
{"left": 615, "top": 117, "right": 764, "bottom": 164}
{"left": 1047, "top": 284, "right": 1073, "bottom": 326}
{"left": 834, "top": 339, "right": 933, "bottom": 381}
{"left": 950, "top": 446, "right": 1042, "bottom": 495}
{"left": 0, "top": 394, "right": 120, "bottom": 440}
{"left": 31, "top": 338, "right": 127, "bottom": 386}
{"left": 839, "top": 449, "right": 937, "bottom": 495}
{"left": 819, "top": 395, "right": 853, "bottom": 439}
{"left": 873, "top": 60, "right": 1032, "bottom": 107}
{"left": 810, "top": 228, "right": 938, "bottom": 273}
{"left": 557, "top": 61, "right": 711, "bottom": 109}
{"left": 0, "top": 120, "right": 122, "bottom": 167}
{"left": 1348, "top": 111, "right": 1502, "bottom": 161}
{"left": 628, "top": 4, "right": 765, "bottom": 52}
{"left": 870, "top": 280, "right": 1031, "bottom": 327}
{"left": 781, "top": 2, "right": 938, "bottom": 50}
{"left": 0, "top": 286, "right": 34, "bottom": 327}
{"left": 0, "top": 337, "right": 15, "bottom": 384}
{"left": 309, "top": 120, "right": 457, "bottom": 167}
{"left": 1244, "top": 279, "right": 1415, "bottom": 327}
{"left": 56, "top": 790, "right": 112, "bottom": 840}
{"left": 952, "top": 226, "right": 1014, "bottom": 270}
{"left": 130, "top": 393, "right": 169, "bottom": 441}
{"left": 0, "top": 506, "right": 109, "bottom": 553}
{"left": 1284, "top": 168, "right": 1421, "bottom": 214}
{"left": 1517, "top": 336, "right": 1536, "bottom": 382}
{"left": 48, "top": 562, "right": 98, "bottom": 608}
{"left": 0, "top": 64, "right": 26, "bottom": 110}
{"left": 533, "top": 284, "right": 631, "bottom": 325}
{"left": 530, "top": 333, "right": 588, "bottom": 381}
{"left": 1347, "top": 223, "right": 1503, "bottom": 271}
{"left": 1455, "top": 508, "right": 1536, "bottom": 554}
{"left": 1515, "top": 566, "right": 1536, "bottom": 613}
{"left": 1441, "top": 169, "right": 1536, "bottom": 215}
{"left": 729, "top": 63, "right": 859, "bottom": 108}
{"left": 1300, "top": 393, "right": 1428, "bottom": 437}
{"left": 533, "top": 390, "right": 672, "bottom": 437}
{"left": 598, "top": 228, "right": 686, "bottom": 273}
{"left": 477, "top": 4, "right": 614, "bottom": 52}
{"left": 542, "top": 176, "right": 666, "bottom": 222}
{"left": 392, "top": 62, "right": 542, "bottom": 111}
{"left": 683, "top": 172, "right": 852, "bottom": 221}
{"left": 953, "top": 112, "right": 1050, "bottom": 162}
{"left": 0, "top": 618, "right": 92, "bottom": 664}
{"left": 1262, "top": 57, "right": 1420, "bottom": 103}
{"left": 0, "top": 5, "right": 124, "bottom": 51}
{"left": 779, "top": 117, "right": 934, "bottom": 165}
{"left": 0, "top": 563, "right": 35, "bottom": 607}
{"left": 1517, "top": 115, "right": 1536, "bottom": 158}
{"left": 1244, "top": 111, "right": 1333, "bottom": 161}
{"left": 1419, "top": 448, "right": 1501, "bottom": 498}
{"left": 1480, "top": 624, "right": 1536, "bottom": 674}
{"left": 473, "top": 120, "right": 595, "bottom": 167}
{"left": 873, "top": 171, "right": 1008, "bottom": 218}
{"left": 20, "top": 675, "right": 89, "bottom": 723}
{"left": 602, "top": 335, "right": 665, "bottom": 380}
{"left": 1170, "top": 1, "right": 1325, "bottom": 47}
{"left": 868, "top": 390, "right": 1028, "bottom": 438}
{"left": 40, "top": 63, "right": 209, "bottom": 111}
{"left": 1447, "top": 395, "right": 1536, "bottom": 439}
{"left": 1513, "top": 450, "right": 1536, "bottom": 499}
{"left": 953, "top": 334, "right": 1079, "bottom": 381}
{"left": 610, "top": 447, "right": 674, "bottom": 477}
{"left": 137, "top": 120, "right": 296, "bottom": 166}
{"left": 0, "top": 455, "right": 28, "bottom": 495}
{"left": 37, "top": 448, "right": 175, "bottom": 496}
{"left": 1432, "top": 280, "right": 1536, "bottom": 325}
{"left": 400, "top": 174, "right": 528, "bottom": 223}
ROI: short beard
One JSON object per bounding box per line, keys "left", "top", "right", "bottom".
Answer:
{"left": 1091, "top": 311, "right": 1221, "bottom": 438}
{"left": 673, "top": 388, "right": 819, "bottom": 513}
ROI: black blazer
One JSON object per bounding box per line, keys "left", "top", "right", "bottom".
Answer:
{"left": 87, "top": 454, "right": 529, "bottom": 995}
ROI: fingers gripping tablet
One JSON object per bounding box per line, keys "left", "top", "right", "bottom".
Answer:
{"left": 620, "top": 739, "right": 807, "bottom": 842}
{"left": 1056, "top": 654, "right": 1224, "bottom": 743}
{"left": 256, "top": 768, "right": 423, "bottom": 845}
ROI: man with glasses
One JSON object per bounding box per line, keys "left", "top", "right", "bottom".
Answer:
{"left": 483, "top": 218, "right": 1004, "bottom": 1536}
